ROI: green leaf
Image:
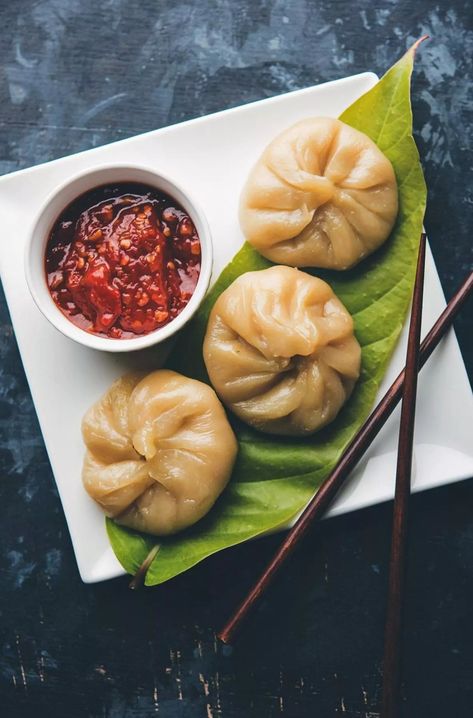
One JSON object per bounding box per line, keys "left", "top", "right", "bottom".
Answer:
{"left": 108, "top": 42, "right": 427, "bottom": 586}
{"left": 106, "top": 517, "right": 157, "bottom": 576}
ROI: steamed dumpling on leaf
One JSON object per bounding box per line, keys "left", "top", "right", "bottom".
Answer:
{"left": 82, "top": 370, "right": 238, "bottom": 536}
{"left": 240, "top": 117, "right": 398, "bottom": 269}
{"left": 203, "top": 265, "right": 361, "bottom": 436}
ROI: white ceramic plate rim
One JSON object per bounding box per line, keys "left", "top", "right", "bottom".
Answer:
{"left": 0, "top": 71, "right": 472, "bottom": 583}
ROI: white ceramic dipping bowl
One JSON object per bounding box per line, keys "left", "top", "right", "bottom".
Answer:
{"left": 24, "top": 165, "right": 213, "bottom": 352}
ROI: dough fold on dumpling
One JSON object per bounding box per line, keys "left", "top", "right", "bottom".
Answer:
{"left": 240, "top": 117, "right": 398, "bottom": 269}
{"left": 82, "top": 370, "right": 238, "bottom": 536}
{"left": 203, "top": 266, "right": 361, "bottom": 436}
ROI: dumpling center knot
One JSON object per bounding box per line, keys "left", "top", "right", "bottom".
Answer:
{"left": 302, "top": 174, "right": 334, "bottom": 206}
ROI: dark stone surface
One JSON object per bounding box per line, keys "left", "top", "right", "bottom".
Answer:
{"left": 0, "top": 2, "right": 472, "bottom": 717}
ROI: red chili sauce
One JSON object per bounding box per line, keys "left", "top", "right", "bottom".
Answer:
{"left": 45, "top": 183, "right": 201, "bottom": 339}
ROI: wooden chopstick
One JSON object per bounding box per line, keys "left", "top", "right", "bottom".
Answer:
{"left": 218, "top": 242, "right": 473, "bottom": 645}
{"left": 381, "top": 233, "right": 426, "bottom": 717}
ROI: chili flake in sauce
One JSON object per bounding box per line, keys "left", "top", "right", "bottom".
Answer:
{"left": 45, "top": 183, "right": 201, "bottom": 339}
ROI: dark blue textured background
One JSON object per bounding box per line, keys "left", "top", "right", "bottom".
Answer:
{"left": 0, "top": 2, "right": 472, "bottom": 717}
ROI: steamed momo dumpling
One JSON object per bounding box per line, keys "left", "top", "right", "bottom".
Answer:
{"left": 203, "top": 266, "right": 361, "bottom": 436}
{"left": 240, "top": 117, "right": 398, "bottom": 270}
{"left": 82, "top": 370, "right": 238, "bottom": 536}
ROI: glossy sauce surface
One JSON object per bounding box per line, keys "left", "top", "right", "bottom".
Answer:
{"left": 45, "top": 183, "right": 201, "bottom": 338}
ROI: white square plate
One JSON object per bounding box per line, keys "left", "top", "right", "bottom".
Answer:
{"left": 1, "top": 72, "right": 472, "bottom": 583}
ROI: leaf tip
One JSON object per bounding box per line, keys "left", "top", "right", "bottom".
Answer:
{"left": 411, "top": 35, "right": 429, "bottom": 56}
